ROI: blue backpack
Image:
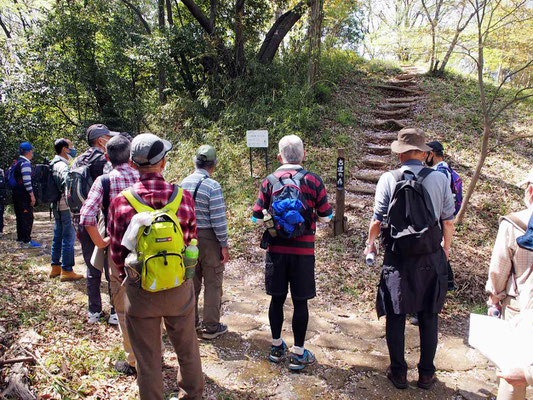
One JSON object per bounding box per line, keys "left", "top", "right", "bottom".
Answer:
{"left": 436, "top": 164, "right": 463, "bottom": 215}
{"left": 6, "top": 160, "right": 19, "bottom": 189}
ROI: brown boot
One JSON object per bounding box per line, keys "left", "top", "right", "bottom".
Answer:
{"left": 50, "top": 265, "right": 61, "bottom": 278}
{"left": 60, "top": 270, "right": 84, "bottom": 282}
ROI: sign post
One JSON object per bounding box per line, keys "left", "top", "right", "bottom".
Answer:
{"left": 246, "top": 130, "right": 269, "bottom": 177}
{"left": 333, "top": 148, "right": 346, "bottom": 236}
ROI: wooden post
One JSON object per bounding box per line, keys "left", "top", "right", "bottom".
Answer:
{"left": 333, "top": 148, "right": 346, "bottom": 236}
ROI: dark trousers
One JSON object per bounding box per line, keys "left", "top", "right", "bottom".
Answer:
{"left": 79, "top": 226, "right": 113, "bottom": 314}
{"left": 13, "top": 190, "right": 33, "bottom": 243}
{"left": 386, "top": 312, "right": 438, "bottom": 377}
{"left": 0, "top": 202, "right": 4, "bottom": 233}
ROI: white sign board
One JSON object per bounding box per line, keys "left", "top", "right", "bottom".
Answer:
{"left": 246, "top": 130, "right": 269, "bottom": 148}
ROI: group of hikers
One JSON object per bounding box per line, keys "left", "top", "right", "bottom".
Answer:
{"left": 0, "top": 125, "right": 531, "bottom": 400}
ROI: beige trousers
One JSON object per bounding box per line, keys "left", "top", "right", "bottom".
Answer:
{"left": 497, "top": 296, "right": 527, "bottom": 400}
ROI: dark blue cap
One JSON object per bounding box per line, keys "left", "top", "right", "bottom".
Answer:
{"left": 20, "top": 142, "right": 34, "bottom": 152}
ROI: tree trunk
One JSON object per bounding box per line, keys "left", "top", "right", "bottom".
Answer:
{"left": 437, "top": 30, "right": 460, "bottom": 75}
{"left": 158, "top": 0, "right": 167, "bottom": 104}
{"left": 429, "top": 23, "right": 436, "bottom": 72}
{"left": 257, "top": 1, "right": 310, "bottom": 64}
{"left": 308, "top": 0, "right": 323, "bottom": 86}
{"left": 233, "top": 0, "right": 245, "bottom": 76}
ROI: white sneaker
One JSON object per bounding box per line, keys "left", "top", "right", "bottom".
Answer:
{"left": 88, "top": 311, "right": 101, "bottom": 324}
{"left": 108, "top": 312, "right": 119, "bottom": 325}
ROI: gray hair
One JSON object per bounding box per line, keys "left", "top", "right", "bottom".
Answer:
{"left": 194, "top": 157, "right": 216, "bottom": 170}
{"left": 106, "top": 135, "right": 131, "bottom": 166}
{"left": 278, "top": 134, "right": 304, "bottom": 163}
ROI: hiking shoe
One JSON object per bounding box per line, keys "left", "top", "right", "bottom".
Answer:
{"left": 60, "top": 270, "right": 84, "bottom": 282}
{"left": 49, "top": 265, "right": 61, "bottom": 278}
{"left": 418, "top": 374, "right": 436, "bottom": 390}
{"left": 409, "top": 314, "right": 419, "bottom": 326}
{"left": 268, "top": 340, "right": 288, "bottom": 363}
{"left": 386, "top": 367, "right": 408, "bottom": 389}
{"left": 88, "top": 311, "right": 102, "bottom": 324}
{"left": 108, "top": 312, "right": 119, "bottom": 326}
{"left": 288, "top": 349, "right": 316, "bottom": 371}
{"left": 114, "top": 360, "right": 136, "bottom": 376}
{"left": 23, "top": 240, "right": 42, "bottom": 248}
{"left": 202, "top": 323, "right": 228, "bottom": 340}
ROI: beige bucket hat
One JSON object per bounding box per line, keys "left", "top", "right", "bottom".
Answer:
{"left": 391, "top": 128, "right": 432, "bottom": 154}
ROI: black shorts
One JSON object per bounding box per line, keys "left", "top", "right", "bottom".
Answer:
{"left": 265, "top": 252, "right": 316, "bottom": 300}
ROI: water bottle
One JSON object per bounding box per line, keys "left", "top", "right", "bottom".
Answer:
{"left": 488, "top": 305, "right": 501, "bottom": 318}
{"left": 184, "top": 239, "right": 199, "bottom": 279}
{"left": 262, "top": 209, "right": 277, "bottom": 237}
{"left": 365, "top": 252, "right": 375, "bottom": 265}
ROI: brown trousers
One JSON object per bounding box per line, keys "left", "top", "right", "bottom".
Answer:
{"left": 108, "top": 254, "right": 136, "bottom": 367}
{"left": 194, "top": 229, "right": 224, "bottom": 331}
{"left": 125, "top": 279, "right": 203, "bottom": 400}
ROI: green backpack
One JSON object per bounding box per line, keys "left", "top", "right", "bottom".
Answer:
{"left": 122, "top": 186, "right": 186, "bottom": 292}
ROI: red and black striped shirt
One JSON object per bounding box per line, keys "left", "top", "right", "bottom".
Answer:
{"left": 253, "top": 164, "right": 332, "bottom": 255}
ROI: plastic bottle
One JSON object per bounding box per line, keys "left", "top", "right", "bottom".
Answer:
{"left": 488, "top": 305, "right": 501, "bottom": 318}
{"left": 184, "top": 239, "right": 199, "bottom": 279}
{"left": 262, "top": 209, "right": 277, "bottom": 237}
{"left": 365, "top": 252, "right": 375, "bottom": 265}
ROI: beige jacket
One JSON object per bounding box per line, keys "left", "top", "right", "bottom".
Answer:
{"left": 485, "top": 209, "right": 533, "bottom": 302}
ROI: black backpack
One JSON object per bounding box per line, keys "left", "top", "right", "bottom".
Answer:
{"left": 381, "top": 168, "right": 442, "bottom": 257}
{"left": 32, "top": 160, "right": 62, "bottom": 204}
{"left": 66, "top": 151, "right": 101, "bottom": 214}
{"left": 267, "top": 169, "right": 310, "bottom": 239}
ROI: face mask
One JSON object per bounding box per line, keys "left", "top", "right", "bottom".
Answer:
{"left": 425, "top": 153, "right": 434, "bottom": 167}
{"left": 68, "top": 148, "right": 77, "bottom": 158}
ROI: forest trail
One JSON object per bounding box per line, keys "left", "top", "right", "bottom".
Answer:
{"left": 0, "top": 66, "right": 526, "bottom": 399}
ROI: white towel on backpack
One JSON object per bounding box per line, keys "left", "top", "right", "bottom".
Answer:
{"left": 121, "top": 212, "right": 153, "bottom": 251}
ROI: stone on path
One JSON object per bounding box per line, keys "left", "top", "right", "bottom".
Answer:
{"left": 434, "top": 337, "right": 490, "bottom": 371}
{"left": 396, "top": 73, "right": 416, "bottom": 80}
{"left": 313, "top": 333, "right": 373, "bottom": 352}
{"left": 335, "top": 318, "right": 385, "bottom": 340}
{"left": 364, "top": 131, "right": 398, "bottom": 142}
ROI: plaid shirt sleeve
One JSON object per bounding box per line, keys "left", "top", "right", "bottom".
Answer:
{"left": 108, "top": 193, "right": 133, "bottom": 277}
{"left": 80, "top": 176, "right": 104, "bottom": 226}
{"left": 178, "top": 189, "right": 197, "bottom": 245}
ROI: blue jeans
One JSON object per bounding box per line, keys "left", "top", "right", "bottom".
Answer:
{"left": 51, "top": 209, "right": 75, "bottom": 271}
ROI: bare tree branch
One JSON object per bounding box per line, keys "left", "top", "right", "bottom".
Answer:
{"left": 489, "top": 87, "right": 533, "bottom": 125}
{"left": 0, "top": 14, "right": 11, "bottom": 38}
{"left": 487, "top": 60, "right": 533, "bottom": 114}
{"left": 181, "top": 0, "right": 217, "bottom": 35}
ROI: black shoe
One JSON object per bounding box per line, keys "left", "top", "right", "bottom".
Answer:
{"left": 417, "top": 374, "right": 436, "bottom": 390}
{"left": 387, "top": 367, "right": 407, "bottom": 389}
{"left": 202, "top": 323, "right": 228, "bottom": 340}
{"left": 114, "top": 360, "right": 136, "bottom": 376}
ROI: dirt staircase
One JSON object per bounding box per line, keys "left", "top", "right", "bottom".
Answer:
{"left": 347, "top": 66, "right": 425, "bottom": 198}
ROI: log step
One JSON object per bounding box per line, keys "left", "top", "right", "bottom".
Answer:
{"left": 378, "top": 103, "right": 411, "bottom": 111}
{"left": 374, "top": 85, "right": 422, "bottom": 95}
{"left": 347, "top": 184, "right": 376, "bottom": 195}
{"left": 386, "top": 97, "right": 419, "bottom": 103}
{"left": 367, "top": 143, "right": 391, "bottom": 155}
{"left": 396, "top": 73, "right": 416, "bottom": 80}
{"left": 362, "top": 156, "right": 389, "bottom": 169}
{"left": 374, "top": 109, "right": 409, "bottom": 118}
{"left": 386, "top": 79, "right": 417, "bottom": 87}
{"left": 373, "top": 119, "right": 406, "bottom": 130}
{"left": 364, "top": 131, "right": 398, "bottom": 142}
{"left": 354, "top": 170, "right": 383, "bottom": 183}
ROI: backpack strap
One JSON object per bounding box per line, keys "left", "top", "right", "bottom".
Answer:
{"left": 165, "top": 185, "right": 184, "bottom": 214}
{"left": 266, "top": 173, "right": 279, "bottom": 187}
{"left": 501, "top": 213, "right": 527, "bottom": 232}
{"left": 101, "top": 174, "right": 111, "bottom": 225}
{"left": 292, "top": 169, "right": 308, "bottom": 182}
{"left": 193, "top": 175, "right": 208, "bottom": 201}
{"left": 122, "top": 188, "right": 155, "bottom": 213}
{"left": 416, "top": 167, "right": 434, "bottom": 183}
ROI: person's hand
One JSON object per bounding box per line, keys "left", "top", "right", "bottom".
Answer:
{"left": 220, "top": 247, "right": 230, "bottom": 264}
{"left": 30, "top": 193, "right": 36, "bottom": 207}
{"left": 97, "top": 236, "right": 110, "bottom": 249}
{"left": 364, "top": 242, "right": 377, "bottom": 256}
{"left": 498, "top": 368, "right": 527, "bottom": 387}
{"left": 488, "top": 294, "right": 500, "bottom": 305}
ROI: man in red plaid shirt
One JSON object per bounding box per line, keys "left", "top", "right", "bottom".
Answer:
{"left": 80, "top": 134, "right": 139, "bottom": 376}
{"left": 107, "top": 133, "right": 203, "bottom": 400}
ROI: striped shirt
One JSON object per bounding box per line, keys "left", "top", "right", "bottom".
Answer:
{"left": 108, "top": 172, "right": 197, "bottom": 277}
{"left": 181, "top": 169, "right": 228, "bottom": 247}
{"left": 253, "top": 164, "right": 333, "bottom": 255}
{"left": 80, "top": 163, "right": 140, "bottom": 226}
{"left": 15, "top": 156, "right": 33, "bottom": 193}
